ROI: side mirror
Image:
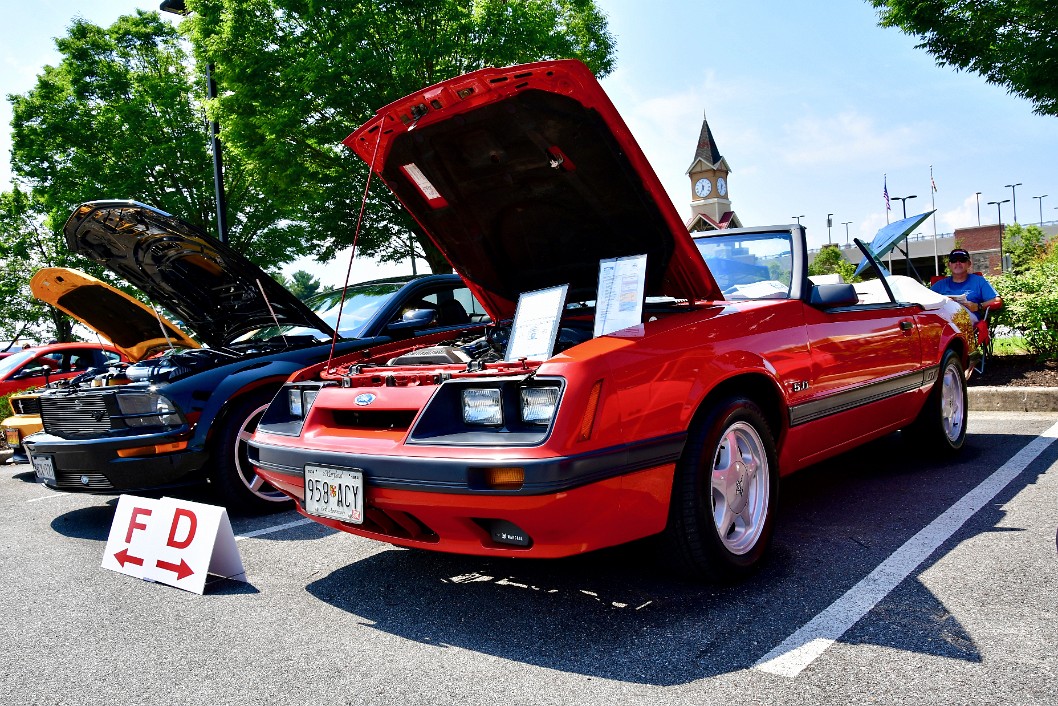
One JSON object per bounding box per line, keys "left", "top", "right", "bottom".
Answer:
{"left": 387, "top": 308, "right": 437, "bottom": 332}
{"left": 809, "top": 283, "right": 859, "bottom": 308}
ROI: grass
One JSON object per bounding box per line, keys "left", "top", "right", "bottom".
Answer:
{"left": 992, "top": 336, "right": 1031, "bottom": 356}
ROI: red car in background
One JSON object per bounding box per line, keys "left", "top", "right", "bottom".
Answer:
{"left": 248, "top": 60, "right": 973, "bottom": 580}
{"left": 0, "top": 342, "right": 125, "bottom": 398}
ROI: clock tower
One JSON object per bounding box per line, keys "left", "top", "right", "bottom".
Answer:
{"left": 686, "top": 110, "right": 740, "bottom": 231}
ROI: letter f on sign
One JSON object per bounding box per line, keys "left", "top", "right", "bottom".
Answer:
{"left": 125, "top": 507, "right": 153, "bottom": 543}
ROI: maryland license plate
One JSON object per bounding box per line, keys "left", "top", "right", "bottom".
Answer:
{"left": 303, "top": 465, "right": 363, "bottom": 524}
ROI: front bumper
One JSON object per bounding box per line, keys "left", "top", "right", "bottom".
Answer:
{"left": 23, "top": 431, "right": 208, "bottom": 493}
{"left": 249, "top": 436, "right": 682, "bottom": 557}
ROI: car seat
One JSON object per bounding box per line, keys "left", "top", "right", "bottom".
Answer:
{"left": 437, "top": 299, "right": 470, "bottom": 326}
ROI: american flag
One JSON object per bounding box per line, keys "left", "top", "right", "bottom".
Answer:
{"left": 931, "top": 167, "right": 938, "bottom": 193}
{"left": 883, "top": 176, "right": 891, "bottom": 211}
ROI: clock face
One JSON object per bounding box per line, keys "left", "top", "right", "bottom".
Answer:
{"left": 717, "top": 177, "right": 727, "bottom": 196}
{"left": 694, "top": 178, "right": 711, "bottom": 198}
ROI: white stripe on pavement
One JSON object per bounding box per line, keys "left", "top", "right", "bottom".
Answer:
{"left": 235, "top": 517, "right": 315, "bottom": 541}
{"left": 754, "top": 419, "right": 1058, "bottom": 678}
{"left": 26, "top": 492, "right": 75, "bottom": 503}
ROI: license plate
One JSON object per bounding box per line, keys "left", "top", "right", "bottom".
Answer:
{"left": 303, "top": 465, "right": 363, "bottom": 524}
{"left": 31, "top": 454, "right": 56, "bottom": 482}
{"left": 4, "top": 428, "right": 19, "bottom": 447}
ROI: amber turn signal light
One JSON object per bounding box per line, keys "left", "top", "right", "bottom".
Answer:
{"left": 116, "top": 440, "right": 189, "bottom": 458}
{"left": 483, "top": 466, "right": 524, "bottom": 490}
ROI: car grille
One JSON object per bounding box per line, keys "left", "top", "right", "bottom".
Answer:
{"left": 52, "top": 472, "right": 113, "bottom": 490}
{"left": 40, "top": 394, "right": 113, "bottom": 436}
{"left": 12, "top": 397, "right": 41, "bottom": 415}
{"left": 328, "top": 409, "right": 418, "bottom": 431}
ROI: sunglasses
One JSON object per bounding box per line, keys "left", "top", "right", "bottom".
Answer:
{"left": 949, "top": 256, "right": 970, "bottom": 263}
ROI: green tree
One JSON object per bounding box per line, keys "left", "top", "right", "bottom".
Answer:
{"left": 182, "top": 0, "right": 616, "bottom": 273}
{"left": 869, "top": 1, "right": 1058, "bottom": 117}
{"left": 8, "top": 11, "right": 305, "bottom": 268}
{"left": 288, "top": 270, "right": 323, "bottom": 300}
{"left": 1002, "top": 223, "right": 1046, "bottom": 274}
{"left": 808, "top": 244, "right": 858, "bottom": 283}
{"left": 0, "top": 188, "right": 73, "bottom": 343}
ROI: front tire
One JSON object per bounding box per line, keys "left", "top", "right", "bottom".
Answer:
{"left": 210, "top": 390, "right": 292, "bottom": 514}
{"left": 665, "top": 397, "right": 778, "bottom": 581}
{"left": 906, "top": 349, "right": 967, "bottom": 453}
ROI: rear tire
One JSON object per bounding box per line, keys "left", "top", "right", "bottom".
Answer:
{"left": 664, "top": 397, "right": 778, "bottom": 581}
{"left": 210, "top": 390, "right": 291, "bottom": 514}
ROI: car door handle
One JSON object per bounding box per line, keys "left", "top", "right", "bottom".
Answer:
{"left": 900, "top": 320, "right": 914, "bottom": 330}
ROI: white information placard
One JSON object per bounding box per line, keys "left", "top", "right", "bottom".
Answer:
{"left": 505, "top": 284, "right": 568, "bottom": 361}
{"left": 101, "top": 495, "right": 246, "bottom": 595}
{"left": 593, "top": 254, "right": 647, "bottom": 338}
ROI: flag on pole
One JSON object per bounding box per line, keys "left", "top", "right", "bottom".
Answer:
{"left": 931, "top": 165, "right": 938, "bottom": 193}
{"left": 883, "top": 175, "right": 891, "bottom": 211}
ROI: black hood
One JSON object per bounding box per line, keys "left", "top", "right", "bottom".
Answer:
{"left": 63, "top": 201, "right": 333, "bottom": 348}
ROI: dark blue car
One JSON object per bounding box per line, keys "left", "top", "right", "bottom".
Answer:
{"left": 24, "top": 201, "right": 487, "bottom": 512}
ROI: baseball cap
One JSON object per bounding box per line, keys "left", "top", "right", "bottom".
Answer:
{"left": 948, "top": 248, "right": 970, "bottom": 261}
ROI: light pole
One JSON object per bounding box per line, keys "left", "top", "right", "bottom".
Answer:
{"left": 1033, "top": 195, "right": 1048, "bottom": 227}
{"left": 975, "top": 192, "right": 982, "bottom": 226}
{"left": 792, "top": 215, "right": 804, "bottom": 225}
{"left": 160, "top": 0, "right": 228, "bottom": 244}
{"left": 890, "top": 195, "right": 917, "bottom": 219}
{"left": 1004, "top": 182, "right": 1022, "bottom": 223}
{"left": 987, "top": 199, "right": 1010, "bottom": 227}
{"left": 826, "top": 213, "right": 833, "bottom": 244}
{"left": 842, "top": 221, "right": 852, "bottom": 245}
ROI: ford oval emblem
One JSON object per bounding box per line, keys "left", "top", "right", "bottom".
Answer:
{"left": 354, "top": 393, "right": 376, "bottom": 406}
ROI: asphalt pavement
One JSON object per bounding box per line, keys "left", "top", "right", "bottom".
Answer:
{"left": 1, "top": 410, "right": 1056, "bottom": 705}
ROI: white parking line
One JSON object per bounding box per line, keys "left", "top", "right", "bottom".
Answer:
{"left": 754, "top": 419, "right": 1058, "bottom": 678}
{"left": 235, "top": 517, "right": 315, "bottom": 541}
{"left": 26, "top": 492, "right": 75, "bottom": 503}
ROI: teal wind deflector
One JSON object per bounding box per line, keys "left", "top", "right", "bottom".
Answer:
{"left": 853, "top": 211, "right": 935, "bottom": 278}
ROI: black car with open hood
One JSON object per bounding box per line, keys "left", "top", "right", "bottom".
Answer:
{"left": 25, "top": 201, "right": 488, "bottom": 512}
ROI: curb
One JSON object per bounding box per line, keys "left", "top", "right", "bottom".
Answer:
{"left": 968, "top": 386, "right": 1058, "bottom": 413}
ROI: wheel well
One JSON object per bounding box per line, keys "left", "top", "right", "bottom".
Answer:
{"left": 207, "top": 382, "right": 284, "bottom": 444}
{"left": 690, "top": 372, "right": 786, "bottom": 444}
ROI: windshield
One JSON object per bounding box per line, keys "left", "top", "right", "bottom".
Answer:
{"left": 694, "top": 231, "right": 793, "bottom": 300}
{"left": 0, "top": 349, "right": 38, "bottom": 377}
{"left": 242, "top": 282, "right": 407, "bottom": 342}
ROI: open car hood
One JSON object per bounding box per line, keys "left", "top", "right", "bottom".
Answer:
{"left": 344, "top": 60, "right": 720, "bottom": 321}
{"left": 63, "top": 201, "right": 334, "bottom": 349}
{"left": 31, "top": 268, "right": 199, "bottom": 362}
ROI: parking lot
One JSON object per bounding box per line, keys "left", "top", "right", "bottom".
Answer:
{"left": 2, "top": 411, "right": 1056, "bottom": 705}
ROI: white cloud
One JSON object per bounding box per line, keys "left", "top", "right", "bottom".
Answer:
{"left": 940, "top": 193, "right": 987, "bottom": 231}
{"left": 779, "top": 111, "right": 921, "bottom": 168}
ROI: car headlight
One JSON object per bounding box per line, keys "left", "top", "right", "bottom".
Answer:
{"left": 462, "top": 388, "right": 503, "bottom": 426}
{"left": 287, "top": 388, "right": 319, "bottom": 419}
{"left": 520, "top": 386, "right": 560, "bottom": 425}
{"left": 114, "top": 392, "right": 183, "bottom": 428}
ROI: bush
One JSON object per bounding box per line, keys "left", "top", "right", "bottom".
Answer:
{"left": 993, "top": 260, "right": 1058, "bottom": 360}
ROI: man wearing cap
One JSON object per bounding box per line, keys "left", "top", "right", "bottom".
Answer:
{"left": 931, "top": 248, "right": 1002, "bottom": 326}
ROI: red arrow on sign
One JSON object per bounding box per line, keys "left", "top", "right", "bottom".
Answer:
{"left": 155, "top": 558, "right": 194, "bottom": 580}
{"left": 114, "top": 548, "right": 144, "bottom": 568}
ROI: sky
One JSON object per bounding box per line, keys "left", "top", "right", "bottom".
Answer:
{"left": 2, "top": 0, "right": 1056, "bottom": 289}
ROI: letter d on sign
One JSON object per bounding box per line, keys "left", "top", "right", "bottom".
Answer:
{"left": 167, "top": 508, "right": 198, "bottom": 549}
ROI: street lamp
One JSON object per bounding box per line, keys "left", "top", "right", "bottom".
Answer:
{"left": 826, "top": 213, "right": 833, "bottom": 244}
{"left": 975, "top": 192, "right": 982, "bottom": 226}
{"left": 890, "top": 195, "right": 917, "bottom": 219}
{"left": 987, "top": 199, "right": 1010, "bottom": 227}
{"left": 1004, "top": 182, "right": 1022, "bottom": 223}
{"left": 160, "top": 0, "right": 228, "bottom": 244}
{"left": 792, "top": 215, "right": 804, "bottom": 224}
{"left": 842, "top": 221, "right": 852, "bottom": 245}
{"left": 1033, "top": 195, "right": 1048, "bottom": 227}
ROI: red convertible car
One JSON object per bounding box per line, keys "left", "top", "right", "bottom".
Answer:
{"left": 248, "top": 60, "right": 973, "bottom": 579}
